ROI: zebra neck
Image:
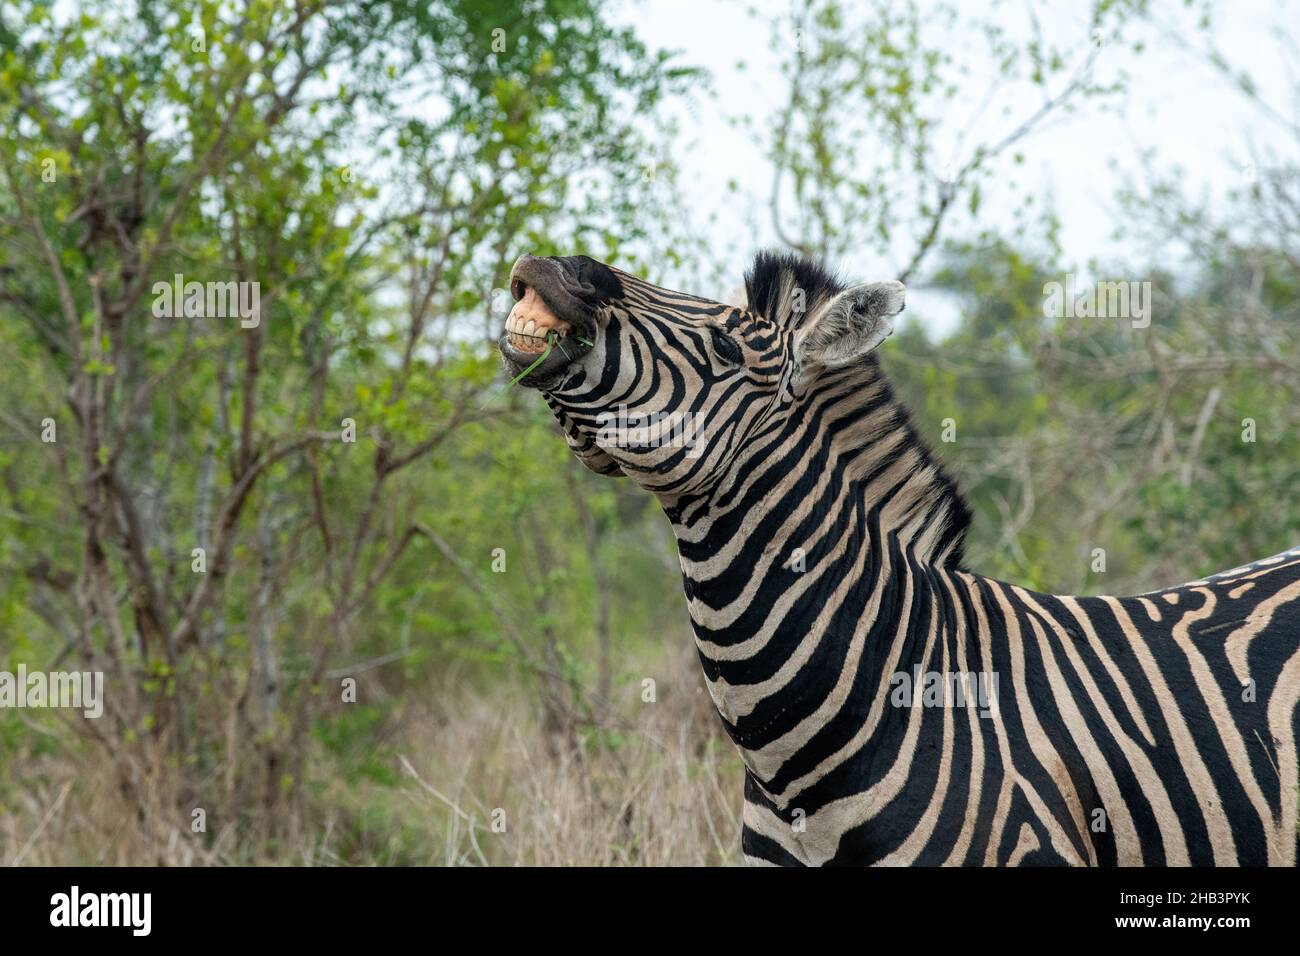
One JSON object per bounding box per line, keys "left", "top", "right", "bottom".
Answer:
{"left": 671, "top": 482, "right": 960, "bottom": 787}
{"left": 663, "top": 362, "right": 971, "bottom": 763}
{"left": 668, "top": 359, "right": 970, "bottom": 573}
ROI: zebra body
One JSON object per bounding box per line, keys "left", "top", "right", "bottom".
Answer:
{"left": 498, "top": 251, "right": 1300, "bottom": 866}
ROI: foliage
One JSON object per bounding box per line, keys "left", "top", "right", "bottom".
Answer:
{"left": 0, "top": 0, "right": 696, "bottom": 859}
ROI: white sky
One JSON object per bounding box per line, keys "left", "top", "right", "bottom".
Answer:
{"left": 624, "top": 0, "right": 1299, "bottom": 334}
{"left": 39, "top": 0, "right": 1295, "bottom": 338}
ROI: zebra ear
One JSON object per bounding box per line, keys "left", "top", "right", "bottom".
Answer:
{"left": 795, "top": 280, "right": 904, "bottom": 368}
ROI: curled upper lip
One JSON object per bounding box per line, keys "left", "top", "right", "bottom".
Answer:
{"left": 497, "top": 255, "right": 598, "bottom": 388}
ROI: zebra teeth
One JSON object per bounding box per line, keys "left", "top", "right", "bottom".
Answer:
{"left": 503, "top": 319, "right": 570, "bottom": 355}
{"left": 507, "top": 331, "right": 549, "bottom": 354}
{"left": 503, "top": 282, "right": 575, "bottom": 343}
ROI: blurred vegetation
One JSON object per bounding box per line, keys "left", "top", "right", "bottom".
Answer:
{"left": 0, "top": 0, "right": 1296, "bottom": 864}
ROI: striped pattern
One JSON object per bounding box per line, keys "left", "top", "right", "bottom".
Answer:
{"left": 507, "top": 252, "right": 1300, "bottom": 866}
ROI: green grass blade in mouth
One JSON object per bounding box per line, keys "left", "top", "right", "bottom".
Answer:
{"left": 508, "top": 332, "right": 555, "bottom": 387}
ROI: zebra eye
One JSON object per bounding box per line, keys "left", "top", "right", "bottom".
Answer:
{"left": 710, "top": 327, "right": 743, "bottom": 365}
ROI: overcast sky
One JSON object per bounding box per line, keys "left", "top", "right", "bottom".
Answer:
{"left": 623, "top": 0, "right": 1298, "bottom": 333}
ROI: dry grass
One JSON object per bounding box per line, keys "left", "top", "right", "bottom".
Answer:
{"left": 0, "top": 643, "right": 746, "bottom": 866}
{"left": 0, "top": 728, "right": 217, "bottom": 866}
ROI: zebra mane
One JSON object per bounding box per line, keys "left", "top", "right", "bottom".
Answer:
{"left": 745, "top": 250, "right": 972, "bottom": 566}
{"left": 861, "top": 365, "right": 973, "bottom": 566}
{"left": 743, "top": 250, "right": 847, "bottom": 325}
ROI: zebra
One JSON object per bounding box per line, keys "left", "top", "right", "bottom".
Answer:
{"left": 498, "top": 251, "right": 1300, "bottom": 866}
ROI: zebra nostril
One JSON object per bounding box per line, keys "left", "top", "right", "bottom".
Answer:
{"left": 511, "top": 278, "right": 527, "bottom": 302}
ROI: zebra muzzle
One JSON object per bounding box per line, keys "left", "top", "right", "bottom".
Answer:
{"left": 498, "top": 255, "right": 599, "bottom": 386}
{"left": 504, "top": 285, "right": 573, "bottom": 354}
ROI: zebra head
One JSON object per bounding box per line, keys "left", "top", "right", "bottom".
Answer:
{"left": 498, "top": 252, "right": 906, "bottom": 499}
